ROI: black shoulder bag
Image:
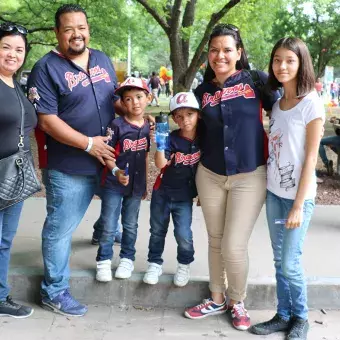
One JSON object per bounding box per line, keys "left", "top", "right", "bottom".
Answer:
{"left": 0, "top": 84, "right": 41, "bottom": 211}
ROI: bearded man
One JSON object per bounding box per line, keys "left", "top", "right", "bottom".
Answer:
{"left": 28, "top": 3, "right": 122, "bottom": 316}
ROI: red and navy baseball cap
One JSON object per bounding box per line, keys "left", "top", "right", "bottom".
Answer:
{"left": 115, "top": 76, "right": 150, "bottom": 96}
{"left": 169, "top": 92, "right": 200, "bottom": 114}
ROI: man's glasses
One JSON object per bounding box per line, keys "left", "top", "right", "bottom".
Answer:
{"left": 0, "top": 23, "right": 28, "bottom": 35}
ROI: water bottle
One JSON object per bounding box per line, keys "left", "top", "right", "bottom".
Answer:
{"left": 155, "top": 112, "right": 169, "bottom": 151}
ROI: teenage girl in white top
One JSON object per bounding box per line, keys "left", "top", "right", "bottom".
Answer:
{"left": 250, "top": 37, "right": 324, "bottom": 340}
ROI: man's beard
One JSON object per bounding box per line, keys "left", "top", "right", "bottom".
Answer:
{"left": 67, "top": 39, "right": 86, "bottom": 55}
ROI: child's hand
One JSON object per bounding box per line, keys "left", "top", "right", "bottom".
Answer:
{"left": 116, "top": 170, "right": 129, "bottom": 186}
{"left": 146, "top": 115, "right": 156, "bottom": 128}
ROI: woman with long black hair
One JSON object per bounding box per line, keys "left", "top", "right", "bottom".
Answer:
{"left": 184, "top": 24, "right": 279, "bottom": 331}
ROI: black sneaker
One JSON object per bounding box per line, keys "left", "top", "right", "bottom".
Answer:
{"left": 250, "top": 314, "right": 290, "bottom": 335}
{"left": 287, "top": 317, "right": 309, "bottom": 339}
{"left": 0, "top": 296, "right": 34, "bottom": 318}
{"left": 91, "top": 236, "right": 99, "bottom": 245}
{"left": 327, "top": 160, "right": 334, "bottom": 176}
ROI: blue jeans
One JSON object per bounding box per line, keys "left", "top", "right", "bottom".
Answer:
{"left": 0, "top": 202, "right": 24, "bottom": 301}
{"left": 266, "top": 190, "right": 314, "bottom": 321}
{"left": 147, "top": 189, "right": 194, "bottom": 265}
{"left": 92, "top": 186, "right": 121, "bottom": 241}
{"left": 93, "top": 220, "right": 121, "bottom": 241}
{"left": 96, "top": 188, "right": 142, "bottom": 262}
{"left": 41, "top": 170, "right": 99, "bottom": 300}
{"left": 319, "top": 135, "right": 340, "bottom": 166}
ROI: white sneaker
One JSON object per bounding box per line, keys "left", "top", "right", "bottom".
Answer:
{"left": 174, "top": 263, "right": 190, "bottom": 287}
{"left": 96, "top": 259, "right": 112, "bottom": 282}
{"left": 143, "top": 263, "right": 162, "bottom": 285}
{"left": 115, "top": 258, "right": 134, "bottom": 279}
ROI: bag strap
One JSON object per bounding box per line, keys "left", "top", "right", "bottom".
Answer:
{"left": 247, "top": 69, "right": 264, "bottom": 90}
{"left": 14, "top": 83, "right": 25, "bottom": 149}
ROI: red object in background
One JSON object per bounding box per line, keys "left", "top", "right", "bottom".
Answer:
{"left": 159, "top": 66, "right": 173, "bottom": 82}
{"left": 34, "top": 127, "right": 48, "bottom": 169}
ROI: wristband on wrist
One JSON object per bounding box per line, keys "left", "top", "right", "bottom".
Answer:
{"left": 156, "top": 148, "right": 165, "bottom": 152}
{"left": 112, "top": 166, "right": 120, "bottom": 176}
{"left": 85, "top": 137, "right": 93, "bottom": 152}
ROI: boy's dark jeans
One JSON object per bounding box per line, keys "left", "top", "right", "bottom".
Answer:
{"left": 92, "top": 185, "right": 121, "bottom": 242}
{"left": 96, "top": 188, "right": 142, "bottom": 262}
{"left": 147, "top": 189, "right": 195, "bottom": 265}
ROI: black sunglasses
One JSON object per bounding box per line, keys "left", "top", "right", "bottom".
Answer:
{"left": 0, "top": 23, "right": 28, "bottom": 35}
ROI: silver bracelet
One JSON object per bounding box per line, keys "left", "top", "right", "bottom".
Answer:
{"left": 112, "top": 167, "right": 120, "bottom": 176}
{"left": 85, "top": 137, "right": 93, "bottom": 152}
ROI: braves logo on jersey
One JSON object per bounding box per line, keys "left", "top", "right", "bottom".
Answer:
{"left": 175, "top": 151, "right": 201, "bottom": 166}
{"left": 65, "top": 65, "right": 111, "bottom": 91}
{"left": 123, "top": 137, "right": 148, "bottom": 152}
{"left": 202, "top": 83, "right": 255, "bottom": 108}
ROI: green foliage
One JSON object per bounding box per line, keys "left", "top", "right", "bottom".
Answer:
{"left": 271, "top": 0, "right": 340, "bottom": 77}
{"left": 127, "top": 5, "right": 170, "bottom": 75}
{"left": 227, "top": 0, "right": 284, "bottom": 71}
{"left": 1, "top": 0, "right": 20, "bottom": 11}
{"left": 134, "top": 0, "right": 283, "bottom": 73}
{"left": 0, "top": 0, "right": 172, "bottom": 75}
{"left": 5, "top": 0, "right": 336, "bottom": 86}
{"left": 0, "top": 0, "right": 133, "bottom": 68}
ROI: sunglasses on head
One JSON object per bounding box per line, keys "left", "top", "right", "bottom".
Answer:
{"left": 214, "top": 23, "right": 239, "bottom": 33}
{"left": 0, "top": 23, "right": 28, "bottom": 35}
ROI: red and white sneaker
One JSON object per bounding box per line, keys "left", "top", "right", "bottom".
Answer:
{"left": 230, "top": 302, "right": 251, "bottom": 330}
{"left": 184, "top": 298, "right": 228, "bottom": 320}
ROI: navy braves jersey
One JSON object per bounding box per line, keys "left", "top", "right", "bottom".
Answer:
{"left": 27, "top": 48, "right": 118, "bottom": 175}
{"left": 195, "top": 69, "right": 280, "bottom": 176}
{"left": 104, "top": 117, "right": 150, "bottom": 196}
{"left": 154, "top": 129, "right": 200, "bottom": 201}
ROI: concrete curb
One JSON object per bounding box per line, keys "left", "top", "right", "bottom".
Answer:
{"left": 8, "top": 268, "right": 340, "bottom": 309}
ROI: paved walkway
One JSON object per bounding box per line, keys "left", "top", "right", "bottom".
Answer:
{"left": 11, "top": 198, "right": 340, "bottom": 280}
{"left": 0, "top": 305, "right": 339, "bottom": 340}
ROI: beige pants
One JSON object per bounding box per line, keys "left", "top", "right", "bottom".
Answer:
{"left": 196, "top": 163, "right": 266, "bottom": 301}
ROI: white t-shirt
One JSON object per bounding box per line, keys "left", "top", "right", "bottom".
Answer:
{"left": 267, "top": 91, "right": 325, "bottom": 200}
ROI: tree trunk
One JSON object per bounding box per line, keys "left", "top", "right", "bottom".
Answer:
{"left": 134, "top": 0, "right": 242, "bottom": 94}
{"left": 171, "top": 51, "right": 187, "bottom": 93}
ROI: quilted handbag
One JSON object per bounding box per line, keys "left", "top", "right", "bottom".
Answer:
{"left": 0, "top": 84, "right": 41, "bottom": 211}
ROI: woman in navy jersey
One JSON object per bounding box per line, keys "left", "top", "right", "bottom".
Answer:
{"left": 184, "top": 24, "right": 279, "bottom": 331}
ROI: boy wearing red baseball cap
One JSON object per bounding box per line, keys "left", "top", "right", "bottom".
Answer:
{"left": 94, "top": 77, "right": 151, "bottom": 282}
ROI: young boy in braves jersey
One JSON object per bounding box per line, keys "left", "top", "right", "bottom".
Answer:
{"left": 94, "top": 77, "right": 151, "bottom": 282}
{"left": 143, "top": 92, "right": 201, "bottom": 287}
